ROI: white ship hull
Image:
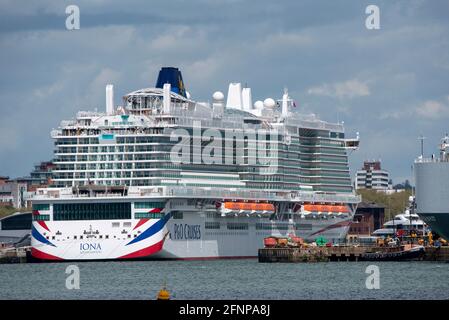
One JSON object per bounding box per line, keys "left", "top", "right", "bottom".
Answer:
{"left": 31, "top": 209, "right": 352, "bottom": 261}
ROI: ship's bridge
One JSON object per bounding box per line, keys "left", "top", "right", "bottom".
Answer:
{"left": 123, "top": 87, "right": 195, "bottom": 115}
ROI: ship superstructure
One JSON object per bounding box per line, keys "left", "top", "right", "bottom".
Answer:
{"left": 31, "top": 67, "right": 360, "bottom": 260}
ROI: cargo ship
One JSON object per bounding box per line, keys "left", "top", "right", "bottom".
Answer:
{"left": 31, "top": 67, "right": 360, "bottom": 260}
{"left": 415, "top": 135, "right": 449, "bottom": 240}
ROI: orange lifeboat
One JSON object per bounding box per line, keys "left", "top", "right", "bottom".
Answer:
{"left": 303, "top": 204, "right": 349, "bottom": 213}
{"left": 224, "top": 202, "right": 275, "bottom": 212}
{"left": 303, "top": 204, "right": 316, "bottom": 212}
{"left": 337, "top": 205, "right": 349, "bottom": 213}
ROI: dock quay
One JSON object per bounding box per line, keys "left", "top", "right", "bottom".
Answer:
{"left": 0, "top": 246, "right": 31, "bottom": 264}
{"left": 258, "top": 245, "right": 449, "bottom": 263}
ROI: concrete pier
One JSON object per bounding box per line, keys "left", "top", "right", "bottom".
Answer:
{"left": 258, "top": 246, "right": 449, "bottom": 263}
{"left": 0, "top": 246, "right": 30, "bottom": 264}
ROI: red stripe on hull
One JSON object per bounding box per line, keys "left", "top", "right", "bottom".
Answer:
{"left": 31, "top": 248, "right": 63, "bottom": 261}
{"left": 133, "top": 218, "right": 149, "bottom": 230}
{"left": 37, "top": 221, "right": 51, "bottom": 232}
{"left": 118, "top": 240, "right": 164, "bottom": 259}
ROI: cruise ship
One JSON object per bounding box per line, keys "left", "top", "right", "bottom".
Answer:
{"left": 415, "top": 135, "right": 449, "bottom": 240}
{"left": 31, "top": 67, "right": 361, "bottom": 260}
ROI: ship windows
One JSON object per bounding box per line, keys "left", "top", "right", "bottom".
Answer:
{"left": 32, "top": 214, "right": 50, "bottom": 221}
{"left": 205, "top": 222, "right": 220, "bottom": 229}
{"left": 227, "top": 222, "right": 248, "bottom": 230}
{"left": 172, "top": 211, "right": 183, "bottom": 219}
{"left": 255, "top": 223, "right": 289, "bottom": 230}
{"left": 134, "top": 202, "right": 165, "bottom": 209}
{"left": 53, "top": 203, "right": 131, "bottom": 221}
{"left": 32, "top": 204, "right": 50, "bottom": 211}
{"left": 135, "top": 212, "right": 164, "bottom": 219}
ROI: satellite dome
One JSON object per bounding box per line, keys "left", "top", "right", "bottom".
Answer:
{"left": 213, "top": 91, "right": 224, "bottom": 101}
{"left": 254, "top": 100, "right": 264, "bottom": 109}
{"left": 263, "top": 98, "right": 276, "bottom": 109}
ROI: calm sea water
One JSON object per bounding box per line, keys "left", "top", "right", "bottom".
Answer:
{"left": 1, "top": 260, "right": 448, "bottom": 300}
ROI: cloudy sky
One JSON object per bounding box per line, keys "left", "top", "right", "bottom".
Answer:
{"left": 0, "top": 0, "right": 448, "bottom": 183}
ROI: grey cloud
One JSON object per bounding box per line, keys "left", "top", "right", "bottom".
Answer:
{"left": 0, "top": 0, "right": 449, "bottom": 183}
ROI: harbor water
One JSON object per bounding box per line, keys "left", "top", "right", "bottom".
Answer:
{"left": 1, "top": 259, "right": 449, "bottom": 299}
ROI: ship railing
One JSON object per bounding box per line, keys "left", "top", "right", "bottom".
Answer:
{"left": 414, "top": 157, "right": 449, "bottom": 163}
{"left": 284, "top": 116, "right": 344, "bottom": 132}
{"left": 163, "top": 186, "right": 286, "bottom": 201}
{"left": 31, "top": 186, "right": 361, "bottom": 203}
{"left": 77, "top": 111, "right": 104, "bottom": 118}
{"left": 162, "top": 187, "right": 361, "bottom": 203}
{"left": 290, "top": 192, "right": 361, "bottom": 204}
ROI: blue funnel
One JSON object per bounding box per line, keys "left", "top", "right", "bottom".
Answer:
{"left": 155, "top": 67, "right": 187, "bottom": 98}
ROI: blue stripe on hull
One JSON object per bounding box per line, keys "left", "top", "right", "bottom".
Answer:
{"left": 32, "top": 225, "right": 56, "bottom": 247}
{"left": 126, "top": 212, "right": 171, "bottom": 246}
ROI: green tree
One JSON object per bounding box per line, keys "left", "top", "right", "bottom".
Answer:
{"left": 0, "top": 206, "right": 28, "bottom": 219}
{"left": 356, "top": 189, "right": 412, "bottom": 220}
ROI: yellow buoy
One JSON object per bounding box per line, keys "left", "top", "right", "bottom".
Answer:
{"left": 157, "top": 283, "right": 170, "bottom": 300}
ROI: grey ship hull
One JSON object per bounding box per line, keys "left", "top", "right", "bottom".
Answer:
{"left": 415, "top": 161, "right": 449, "bottom": 240}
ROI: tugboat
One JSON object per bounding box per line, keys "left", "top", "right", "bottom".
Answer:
{"left": 360, "top": 244, "right": 425, "bottom": 261}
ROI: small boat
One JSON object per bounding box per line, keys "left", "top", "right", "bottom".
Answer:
{"left": 360, "top": 245, "right": 425, "bottom": 261}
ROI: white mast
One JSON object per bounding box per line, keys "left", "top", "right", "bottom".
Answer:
{"left": 106, "top": 84, "right": 114, "bottom": 115}
{"left": 163, "top": 83, "right": 171, "bottom": 114}
{"left": 281, "top": 88, "right": 289, "bottom": 117}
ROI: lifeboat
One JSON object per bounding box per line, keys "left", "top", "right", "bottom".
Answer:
{"left": 223, "top": 202, "right": 275, "bottom": 213}
{"left": 334, "top": 205, "right": 349, "bottom": 213}
{"left": 302, "top": 204, "right": 349, "bottom": 214}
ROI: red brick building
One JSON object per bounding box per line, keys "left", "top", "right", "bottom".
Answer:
{"left": 347, "top": 202, "right": 385, "bottom": 242}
